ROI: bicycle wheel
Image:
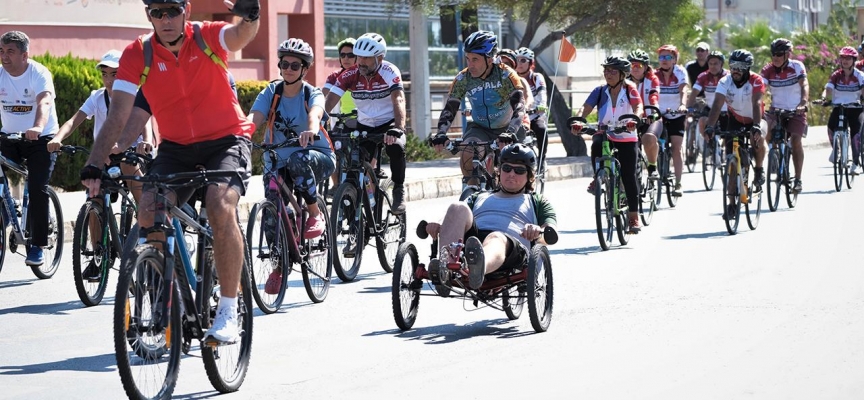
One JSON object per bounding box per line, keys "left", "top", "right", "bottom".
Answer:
{"left": 655, "top": 151, "right": 665, "bottom": 207}
{"left": 766, "top": 149, "right": 780, "bottom": 212}
{"left": 833, "top": 135, "right": 843, "bottom": 192}
{"left": 527, "top": 245, "right": 553, "bottom": 333}
{"left": 114, "top": 244, "right": 181, "bottom": 400}
{"left": 246, "top": 200, "right": 289, "bottom": 314}
{"left": 201, "top": 239, "right": 254, "bottom": 394}
{"left": 638, "top": 158, "right": 656, "bottom": 226}
{"left": 375, "top": 187, "right": 406, "bottom": 273}
{"left": 784, "top": 151, "right": 798, "bottom": 208}
{"left": 331, "top": 182, "right": 365, "bottom": 282}
{"left": 665, "top": 152, "right": 679, "bottom": 208}
{"left": 302, "top": 196, "right": 333, "bottom": 303}
{"left": 593, "top": 172, "right": 613, "bottom": 251}
{"left": 458, "top": 185, "right": 480, "bottom": 201}
{"left": 685, "top": 123, "right": 698, "bottom": 173}
{"left": 615, "top": 180, "right": 630, "bottom": 246}
{"left": 0, "top": 211, "right": 6, "bottom": 276}
{"left": 502, "top": 283, "right": 525, "bottom": 320}
{"left": 702, "top": 140, "right": 717, "bottom": 191}
{"left": 723, "top": 159, "right": 741, "bottom": 235}
{"left": 72, "top": 201, "right": 111, "bottom": 307}
{"left": 29, "top": 187, "right": 63, "bottom": 279}
{"left": 744, "top": 165, "right": 761, "bottom": 230}
{"left": 845, "top": 135, "right": 856, "bottom": 189}
{"left": 392, "top": 242, "right": 420, "bottom": 331}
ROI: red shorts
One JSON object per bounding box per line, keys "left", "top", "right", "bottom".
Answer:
{"left": 764, "top": 110, "right": 808, "bottom": 138}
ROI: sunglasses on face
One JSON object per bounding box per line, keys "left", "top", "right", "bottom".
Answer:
{"left": 501, "top": 164, "right": 528, "bottom": 175}
{"left": 603, "top": 68, "right": 619, "bottom": 75}
{"left": 339, "top": 52, "right": 356, "bottom": 59}
{"left": 278, "top": 61, "right": 304, "bottom": 71}
{"left": 631, "top": 62, "right": 645, "bottom": 69}
{"left": 517, "top": 58, "right": 531, "bottom": 64}
{"left": 772, "top": 52, "right": 786, "bottom": 57}
{"left": 696, "top": 48, "right": 707, "bottom": 53}
{"left": 658, "top": 54, "right": 674, "bottom": 61}
{"left": 148, "top": 7, "right": 184, "bottom": 19}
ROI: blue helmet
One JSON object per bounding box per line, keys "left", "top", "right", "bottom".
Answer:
{"left": 464, "top": 30, "right": 498, "bottom": 57}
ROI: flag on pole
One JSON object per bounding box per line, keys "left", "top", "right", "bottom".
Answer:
{"left": 558, "top": 35, "right": 577, "bottom": 62}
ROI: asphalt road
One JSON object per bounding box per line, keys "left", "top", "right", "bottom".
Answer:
{"left": 0, "top": 145, "right": 861, "bottom": 400}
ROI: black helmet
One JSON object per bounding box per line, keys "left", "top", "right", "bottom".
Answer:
{"left": 627, "top": 49, "right": 650, "bottom": 64}
{"left": 770, "top": 38, "right": 793, "bottom": 53}
{"left": 464, "top": 30, "right": 498, "bottom": 57}
{"left": 142, "top": 0, "right": 185, "bottom": 4}
{"left": 728, "top": 49, "right": 754, "bottom": 70}
{"left": 498, "top": 48, "right": 517, "bottom": 65}
{"left": 499, "top": 143, "right": 536, "bottom": 169}
{"left": 706, "top": 50, "right": 725, "bottom": 65}
{"left": 601, "top": 56, "right": 631, "bottom": 75}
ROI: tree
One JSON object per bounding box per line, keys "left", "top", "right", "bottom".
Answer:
{"left": 405, "top": 0, "right": 703, "bottom": 156}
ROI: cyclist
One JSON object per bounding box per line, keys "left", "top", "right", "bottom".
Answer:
{"left": 686, "top": 51, "right": 730, "bottom": 145}
{"left": 656, "top": 44, "right": 689, "bottom": 197}
{"left": 80, "top": 0, "right": 261, "bottom": 345}
{"left": 703, "top": 49, "right": 767, "bottom": 219}
{"left": 570, "top": 56, "right": 644, "bottom": 233}
{"left": 498, "top": 48, "right": 534, "bottom": 113}
{"left": 627, "top": 49, "right": 661, "bottom": 178}
{"left": 430, "top": 30, "right": 528, "bottom": 184}
{"left": 323, "top": 32, "right": 408, "bottom": 214}
{"left": 322, "top": 37, "right": 357, "bottom": 115}
{"left": 515, "top": 47, "right": 550, "bottom": 163}
{"left": 49, "top": 50, "right": 153, "bottom": 204}
{"left": 760, "top": 38, "right": 809, "bottom": 193}
{"left": 823, "top": 46, "right": 864, "bottom": 174}
{"left": 685, "top": 42, "right": 711, "bottom": 92}
{"left": 0, "top": 30, "right": 60, "bottom": 266}
{"left": 423, "top": 143, "right": 556, "bottom": 289}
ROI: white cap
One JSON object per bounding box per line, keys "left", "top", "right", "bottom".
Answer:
{"left": 97, "top": 50, "right": 122, "bottom": 69}
{"left": 696, "top": 42, "right": 710, "bottom": 51}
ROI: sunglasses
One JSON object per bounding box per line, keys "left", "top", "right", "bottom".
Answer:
{"left": 603, "top": 68, "right": 620, "bottom": 75}
{"left": 772, "top": 52, "right": 786, "bottom": 57}
{"left": 278, "top": 61, "right": 304, "bottom": 71}
{"left": 339, "top": 52, "right": 356, "bottom": 59}
{"left": 696, "top": 48, "right": 708, "bottom": 53}
{"left": 658, "top": 54, "right": 675, "bottom": 61}
{"left": 631, "top": 62, "right": 645, "bottom": 69}
{"left": 147, "top": 7, "right": 184, "bottom": 20}
{"left": 729, "top": 63, "right": 749, "bottom": 72}
{"left": 517, "top": 58, "right": 531, "bottom": 64}
{"left": 501, "top": 164, "right": 528, "bottom": 175}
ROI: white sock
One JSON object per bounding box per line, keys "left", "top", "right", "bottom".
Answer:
{"left": 219, "top": 296, "right": 237, "bottom": 311}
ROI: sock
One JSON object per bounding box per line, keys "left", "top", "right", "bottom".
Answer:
{"left": 219, "top": 296, "right": 237, "bottom": 311}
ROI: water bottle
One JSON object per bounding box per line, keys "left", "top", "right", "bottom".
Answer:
{"left": 365, "top": 175, "right": 376, "bottom": 208}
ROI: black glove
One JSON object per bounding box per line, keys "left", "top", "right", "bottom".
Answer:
{"left": 79, "top": 164, "right": 103, "bottom": 181}
{"left": 429, "top": 134, "right": 448, "bottom": 146}
{"left": 386, "top": 127, "right": 404, "bottom": 138}
{"left": 229, "top": 0, "right": 260, "bottom": 21}
{"left": 751, "top": 126, "right": 763, "bottom": 136}
{"left": 704, "top": 126, "right": 715, "bottom": 136}
{"left": 497, "top": 131, "right": 517, "bottom": 145}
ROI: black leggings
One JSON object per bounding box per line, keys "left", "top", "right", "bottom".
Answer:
{"left": 591, "top": 137, "right": 639, "bottom": 212}
{"left": 827, "top": 106, "right": 863, "bottom": 164}
{"left": 530, "top": 118, "right": 548, "bottom": 160}
{"left": 357, "top": 120, "right": 406, "bottom": 186}
{"left": 0, "top": 137, "right": 56, "bottom": 246}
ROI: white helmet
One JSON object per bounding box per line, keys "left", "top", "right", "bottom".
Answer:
{"left": 515, "top": 47, "right": 534, "bottom": 61}
{"left": 354, "top": 33, "right": 386, "bottom": 57}
{"left": 277, "top": 38, "right": 314, "bottom": 66}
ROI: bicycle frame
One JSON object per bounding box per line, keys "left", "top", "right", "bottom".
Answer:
{"left": 723, "top": 131, "right": 751, "bottom": 204}
{"left": 446, "top": 138, "right": 497, "bottom": 194}
{"left": 334, "top": 131, "right": 391, "bottom": 233}
{"left": 0, "top": 155, "right": 29, "bottom": 243}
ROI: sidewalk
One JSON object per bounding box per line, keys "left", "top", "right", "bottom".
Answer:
{"left": 53, "top": 127, "right": 832, "bottom": 241}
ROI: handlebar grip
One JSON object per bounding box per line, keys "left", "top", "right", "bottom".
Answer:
{"left": 416, "top": 220, "right": 429, "bottom": 239}
{"left": 543, "top": 226, "right": 558, "bottom": 245}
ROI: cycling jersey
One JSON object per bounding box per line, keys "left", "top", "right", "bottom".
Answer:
{"left": 328, "top": 61, "right": 403, "bottom": 128}
{"left": 656, "top": 65, "right": 688, "bottom": 118}
{"left": 825, "top": 68, "right": 864, "bottom": 105}
{"left": 113, "top": 21, "right": 253, "bottom": 145}
{"left": 631, "top": 69, "right": 660, "bottom": 107}
{"left": 685, "top": 60, "right": 709, "bottom": 94}
{"left": 584, "top": 82, "right": 643, "bottom": 142}
{"left": 522, "top": 71, "right": 547, "bottom": 121}
{"left": 714, "top": 73, "right": 765, "bottom": 124}
{"left": 760, "top": 60, "right": 807, "bottom": 110}
{"left": 0, "top": 59, "right": 59, "bottom": 136}
{"left": 323, "top": 69, "right": 356, "bottom": 114}
{"left": 438, "top": 64, "right": 525, "bottom": 134}
{"left": 693, "top": 70, "right": 729, "bottom": 111}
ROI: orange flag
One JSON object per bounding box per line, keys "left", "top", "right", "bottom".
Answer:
{"left": 558, "top": 35, "right": 577, "bottom": 62}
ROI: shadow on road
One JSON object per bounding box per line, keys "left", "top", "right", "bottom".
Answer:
{"left": 366, "top": 319, "right": 530, "bottom": 344}
{"left": 663, "top": 231, "right": 728, "bottom": 240}
{"left": 549, "top": 245, "right": 625, "bottom": 255}
{"left": 357, "top": 285, "right": 391, "bottom": 294}
{"left": 799, "top": 190, "right": 837, "bottom": 195}
{"left": 173, "top": 390, "right": 222, "bottom": 399}
{"left": 0, "top": 279, "right": 35, "bottom": 290}
{"left": 0, "top": 353, "right": 116, "bottom": 374}
{"left": 0, "top": 299, "right": 85, "bottom": 316}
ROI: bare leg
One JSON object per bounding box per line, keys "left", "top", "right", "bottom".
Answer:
{"left": 436, "top": 202, "right": 474, "bottom": 258}
{"left": 671, "top": 135, "right": 684, "bottom": 181}
{"left": 205, "top": 184, "right": 243, "bottom": 298}
{"left": 792, "top": 135, "right": 804, "bottom": 179}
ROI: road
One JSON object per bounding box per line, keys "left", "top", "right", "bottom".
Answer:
{"left": 0, "top": 145, "right": 862, "bottom": 400}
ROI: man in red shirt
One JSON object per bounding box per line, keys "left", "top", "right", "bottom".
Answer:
{"left": 80, "top": 0, "right": 259, "bottom": 345}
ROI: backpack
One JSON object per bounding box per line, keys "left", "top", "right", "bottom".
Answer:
{"left": 264, "top": 80, "right": 333, "bottom": 150}
{"left": 589, "top": 82, "right": 632, "bottom": 110}
{"left": 138, "top": 22, "right": 226, "bottom": 87}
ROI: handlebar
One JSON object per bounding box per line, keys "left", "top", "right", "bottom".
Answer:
{"left": 57, "top": 145, "right": 90, "bottom": 155}
{"left": 253, "top": 135, "right": 321, "bottom": 152}
{"left": 444, "top": 138, "right": 497, "bottom": 155}
{"left": 415, "top": 220, "right": 558, "bottom": 245}
{"left": 812, "top": 99, "right": 861, "bottom": 109}
{"left": 329, "top": 110, "right": 358, "bottom": 120}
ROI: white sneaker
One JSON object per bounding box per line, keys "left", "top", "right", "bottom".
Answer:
{"left": 852, "top": 164, "right": 860, "bottom": 176}
{"left": 204, "top": 306, "right": 240, "bottom": 345}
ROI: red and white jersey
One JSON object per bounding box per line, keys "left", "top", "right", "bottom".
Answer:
{"left": 693, "top": 69, "right": 729, "bottom": 111}
{"left": 329, "top": 60, "right": 403, "bottom": 128}
{"left": 760, "top": 60, "right": 806, "bottom": 110}
{"left": 715, "top": 73, "right": 765, "bottom": 124}
{"left": 825, "top": 68, "right": 864, "bottom": 105}
{"left": 656, "top": 65, "right": 688, "bottom": 118}
{"left": 632, "top": 69, "right": 660, "bottom": 107}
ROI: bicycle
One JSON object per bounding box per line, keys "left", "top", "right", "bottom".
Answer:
{"left": 657, "top": 108, "right": 681, "bottom": 208}
{"left": 0, "top": 132, "right": 65, "bottom": 278}
{"left": 579, "top": 114, "right": 640, "bottom": 250}
{"left": 701, "top": 112, "right": 727, "bottom": 191}
{"left": 717, "top": 127, "right": 762, "bottom": 235}
{"left": 814, "top": 100, "right": 859, "bottom": 192}
{"left": 329, "top": 130, "right": 407, "bottom": 282}
{"left": 324, "top": 110, "right": 360, "bottom": 202}
{"left": 246, "top": 138, "right": 333, "bottom": 313}
{"left": 72, "top": 148, "right": 151, "bottom": 306}
{"left": 113, "top": 169, "right": 253, "bottom": 400}
{"left": 684, "top": 103, "right": 707, "bottom": 173}
{"left": 636, "top": 122, "right": 657, "bottom": 227}
{"left": 764, "top": 108, "right": 799, "bottom": 211}
{"left": 445, "top": 138, "right": 500, "bottom": 200}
